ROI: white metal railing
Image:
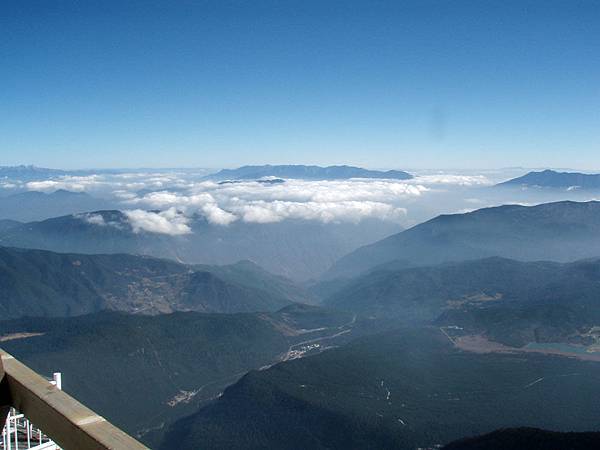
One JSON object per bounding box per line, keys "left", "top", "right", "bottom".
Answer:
{"left": 1, "top": 374, "right": 62, "bottom": 450}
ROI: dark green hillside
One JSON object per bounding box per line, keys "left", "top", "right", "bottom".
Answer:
{"left": 443, "top": 427, "right": 600, "bottom": 450}
{"left": 275, "top": 303, "right": 353, "bottom": 330}
{"left": 324, "top": 257, "right": 600, "bottom": 346}
{"left": 194, "top": 260, "right": 314, "bottom": 305}
{"left": 327, "top": 201, "right": 600, "bottom": 279}
{"left": 436, "top": 297, "right": 600, "bottom": 348}
{"left": 0, "top": 311, "right": 287, "bottom": 441}
{"left": 0, "top": 307, "right": 353, "bottom": 445}
{"left": 0, "top": 247, "right": 310, "bottom": 318}
{"left": 161, "top": 327, "right": 600, "bottom": 450}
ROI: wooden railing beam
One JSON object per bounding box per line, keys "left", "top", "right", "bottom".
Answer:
{"left": 0, "top": 349, "right": 148, "bottom": 450}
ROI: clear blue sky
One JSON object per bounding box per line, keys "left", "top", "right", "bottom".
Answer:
{"left": 1, "top": 0, "right": 598, "bottom": 169}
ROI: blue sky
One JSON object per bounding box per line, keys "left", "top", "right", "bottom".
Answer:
{"left": 1, "top": 0, "right": 598, "bottom": 169}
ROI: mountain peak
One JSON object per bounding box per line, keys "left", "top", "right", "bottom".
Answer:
{"left": 498, "top": 169, "right": 600, "bottom": 189}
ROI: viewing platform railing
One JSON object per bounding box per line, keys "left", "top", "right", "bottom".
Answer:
{"left": 0, "top": 349, "right": 148, "bottom": 450}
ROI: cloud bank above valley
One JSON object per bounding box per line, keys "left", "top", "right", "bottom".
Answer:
{"left": 3, "top": 171, "right": 489, "bottom": 230}
{"left": 122, "top": 178, "right": 433, "bottom": 226}
{"left": 5, "top": 167, "right": 594, "bottom": 236}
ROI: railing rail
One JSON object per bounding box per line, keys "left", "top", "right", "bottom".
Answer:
{"left": 0, "top": 349, "right": 148, "bottom": 450}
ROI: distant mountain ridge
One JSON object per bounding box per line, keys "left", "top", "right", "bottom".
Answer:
{"left": 0, "top": 246, "right": 312, "bottom": 319}
{"left": 0, "top": 165, "right": 68, "bottom": 180}
{"left": 326, "top": 201, "right": 600, "bottom": 279}
{"left": 0, "top": 211, "right": 401, "bottom": 280}
{"left": 0, "top": 190, "right": 112, "bottom": 222}
{"left": 206, "top": 164, "right": 413, "bottom": 180}
{"left": 499, "top": 169, "right": 600, "bottom": 189}
{"left": 0, "top": 165, "right": 211, "bottom": 179}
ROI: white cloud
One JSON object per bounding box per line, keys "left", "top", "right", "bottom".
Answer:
{"left": 75, "top": 212, "right": 128, "bottom": 230}
{"left": 464, "top": 198, "right": 486, "bottom": 204}
{"left": 197, "top": 179, "right": 427, "bottom": 203}
{"left": 23, "top": 172, "right": 193, "bottom": 194}
{"left": 235, "top": 200, "right": 406, "bottom": 224}
{"left": 112, "top": 190, "right": 138, "bottom": 200}
{"left": 79, "top": 213, "right": 107, "bottom": 226}
{"left": 408, "top": 174, "right": 492, "bottom": 186}
{"left": 123, "top": 208, "right": 192, "bottom": 235}
{"left": 124, "top": 191, "right": 238, "bottom": 225}
{"left": 26, "top": 177, "right": 98, "bottom": 192}
{"left": 200, "top": 203, "right": 238, "bottom": 225}
{"left": 122, "top": 178, "right": 422, "bottom": 226}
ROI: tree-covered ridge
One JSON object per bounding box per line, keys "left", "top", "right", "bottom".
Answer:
{"left": 327, "top": 200, "right": 600, "bottom": 279}
{"left": 0, "top": 305, "right": 353, "bottom": 446}
{"left": 0, "top": 246, "right": 312, "bottom": 318}
{"left": 160, "top": 327, "right": 600, "bottom": 450}
{"left": 324, "top": 257, "right": 600, "bottom": 347}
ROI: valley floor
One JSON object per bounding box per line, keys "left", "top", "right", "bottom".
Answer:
{"left": 443, "top": 329, "right": 600, "bottom": 362}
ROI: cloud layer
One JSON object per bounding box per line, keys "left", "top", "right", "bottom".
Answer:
{"left": 4, "top": 170, "right": 505, "bottom": 235}
{"left": 122, "top": 178, "right": 424, "bottom": 226}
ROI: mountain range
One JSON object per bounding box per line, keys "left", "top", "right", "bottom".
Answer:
{"left": 499, "top": 169, "right": 600, "bottom": 189}
{"left": 205, "top": 165, "right": 413, "bottom": 181}
{"left": 0, "top": 246, "right": 312, "bottom": 319}
{"left": 326, "top": 201, "right": 600, "bottom": 279}
{"left": 0, "top": 211, "right": 401, "bottom": 280}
